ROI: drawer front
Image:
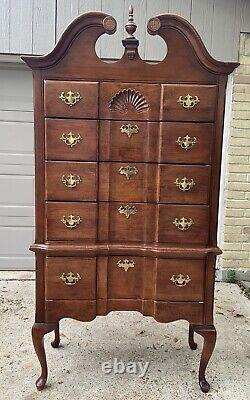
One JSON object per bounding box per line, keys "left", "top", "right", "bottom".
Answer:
{"left": 99, "top": 162, "right": 158, "bottom": 202}
{"left": 45, "top": 119, "right": 98, "bottom": 161}
{"left": 159, "top": 165, "right": 211, "bottom": 204}
{"left": 99, "top": 120, "right": 159, "bottom": 162}
{"left": 44, "top": 80, "right": 98, "bottom": 118}
{"left": 46, "top": 202, "right": 97, "bottom": 241}
{"left": 158, "top": 205, "right": 209, "bottom": 244}
{"left": 161, "top": 84, "right": 217, "bottom": 121}
{"left": 45, "top": 161, "right": 97, "bottom": 201}
{"left": 45, "top": 257, "right": 96, "bottom": 300}
{"left": 160, "top": 123, "right": 213, "bottom": 164}
{"left": 98, "top": 202, "right": 156, "bottom": 243}
{"left": 100, "top": 82, "right": 161, "bottom": 121}
{"left": 155, "top": 259, "right": 205, "bottom": 301}
{"left": 108, "top": 256, "right": 145, "bottom": 299}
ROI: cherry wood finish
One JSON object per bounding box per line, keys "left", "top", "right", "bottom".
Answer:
{"left": 22, "top": 8, "right": 238, "bottom": 392}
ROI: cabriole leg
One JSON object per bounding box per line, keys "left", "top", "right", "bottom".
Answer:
{"left": 188, "top": 323, "right": 197, "bottom": 350}
{"left": 193, "top": 325, "right": 217, "bottom": 393}
{"left": 51, "top": 322, "right": 60, "bottom": 348}
{"left": 32, "top": 322, "right": 58, "bottom": 390}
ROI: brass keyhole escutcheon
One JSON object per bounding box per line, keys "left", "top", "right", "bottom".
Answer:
{"left": 177, "top": 94, "right": 200, "bottom": 109}
{"left": 60, "top": 272, "right": 81, "bottom": 285}
{"left": 175, "top": 177, "right": 195, "bottom": 191}
{"left": 176, "top": 135, "right": 197, "bottom": 150}
{"left": 117, "top": 259, "right": 135, "bottom": 272}
{"left": 118, "top": 204, "right": 137, "bottom": 219}
{"left": 120, "top": 124, "right": 139, "bottom": 138}
{"left": 59, "top": 90, "right": 82, "bottom": 107}
{"left": 61, "top": 174, "right": 81, "bottom": 188}
{"left": 173, "top": 217, "right": 194, "bottom": 231}
{"left": 119, "top": 165, "right": 138, "bottom": 180}
{"left": 61, "top": 132, "right": 82, "bottom": 147}
{"left": 61, "top": 215, "right": 82, "bottom": 228}
{"left": 170, "top": 274, "right": 191, "bottom": 287}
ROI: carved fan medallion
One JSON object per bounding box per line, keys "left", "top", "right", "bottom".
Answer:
{"left": 109, "top": 88, "right": 150, "bottom": 114}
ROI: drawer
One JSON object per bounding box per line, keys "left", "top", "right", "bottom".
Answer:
{"left": 158, "top": 205, "right": 209, "bottom": 244}
{"left": 45, "top": 257, "right": 96, "bottom": 300}
{"left": 99, "top": 162, "right": 158, "bottom": 202}
{"left": 98, "top": 202, "right": 156, "bottom": 242}
{"left": 45, "top": 119, "right": 98, "bottom": 161}
{"left": 160, "top": 123, "right": 213, "bottom": 164}
{"left": 108, "top": 256, "right": 146, "bottom": 299}
{"left": 99, "top": 120, "right": 159, "bottom": 162}
{"left": 161, "top": 84, "right": 217, "bottom": 121}
{"left": 155, "top": 259, "right": 205, "bottom": 301}
{"left": 44, "top": 80, "right": 98, "bottom": 118}
{"left": 46, "top": 202, "right": 97, "bottom": 241}
{"left": 159, "top": 165, "right": 211, "bottom": 204}
{"left": 45, "top": 161, "right": 97, "bottom": 201}
{"left": 99, "top": 82, "right": 161, "bottom": 121}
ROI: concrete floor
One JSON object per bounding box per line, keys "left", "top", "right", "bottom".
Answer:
{"left": 0, "top": 275, "right": 249, "bottom": 400}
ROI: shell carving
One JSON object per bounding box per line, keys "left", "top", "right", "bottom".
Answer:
{"left": 109, "top": 88, "right": 150, "bottom": 114}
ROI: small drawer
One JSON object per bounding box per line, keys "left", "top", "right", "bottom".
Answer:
{"left": 99, "top": 120, "right": 159, "bottom": 162}
{"left": 155, "top": 259, "right": 205, "bottom": 301}
{"left": 44, "top": 80, "right": 98, "bottom": 118}
{"left": 45, "top": 161, "right": 97, "bottom": 201}
{"left": 99, "top": 162, "right": 157, "bottom": 202}
{"left": 108, "top": 256, "right": 145, "bottom": 299}
{"left": 99, "top": 82, "right": 161, "bottom": 121}
{"left": 45, "top": 257, "right": 96, "bottom": 300}
{"left": 161, "top": 84, "right": 217, "bottom": 121}
{"left": 158, "top": 204, "right": 209, "bottom": 244}
{"left": 160, "top": 123, "right": 213, "bottom": 164}
{"left": 159, "top": 165, "right": 211, "bottom": 204}
{"left": 46, "top": 202, "right": 97, "bottom": 241}
{"left": 98, "top": 202, "right": 156, "bottom": 243}
{"left": 45, "top": 119, "right": 98, "bottom": 161}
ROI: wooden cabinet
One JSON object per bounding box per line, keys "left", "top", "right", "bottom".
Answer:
{"left": 22, "top": 7, "right": 238, "bottom": 393}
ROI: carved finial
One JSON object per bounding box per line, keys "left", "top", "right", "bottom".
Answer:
{"left": 125, "top": 4, "right": 137, "bottom": 39}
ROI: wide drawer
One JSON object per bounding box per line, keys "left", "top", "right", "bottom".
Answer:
{"left": 44, "top": 80, "right": 98, "bottom": 118}
{"left": 45, "top": 257, "right": 96, "bottom": 300}
{"left": 155, "top": 259, "right": 205, "bottom": 301}
{"left": 46, "top": 202, "right": 97, "bottom": 241}
{"left": 161, "top": 84, "right": 217, "bottom": 121}
{"left": 99, "top": 82, "right": 161, "bottom": 121}
{"left": 160, "top": 122, "right": 213, "bottom": 164}
{"left": 158, "top": 204, "right": 209, "bottom": 244}
{"left": 99, "top": 163, "right": 210, "bottom": 204}
{"left": 45, "top": 161, "right": 97, "bottom": 201}
{"left": 45, "top": 119, "right": 98, "bottom": 161}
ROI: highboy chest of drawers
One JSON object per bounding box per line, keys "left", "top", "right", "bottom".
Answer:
{"left": 22, "top": 6, "right": 238, "bottom": 392}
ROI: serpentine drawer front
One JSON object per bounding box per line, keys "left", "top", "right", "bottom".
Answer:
{"left": 22, "top": 7, "right": 238, "bottom": 393}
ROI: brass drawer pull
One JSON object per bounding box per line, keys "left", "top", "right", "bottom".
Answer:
{"left": 170, "top": 274, "right": 191, "bottom": 287}
{"left": 61, "top": 174, "right": 81, "bottom": 188}
{"left": 118, "top": 204, "right": 137, "bottom": 218}
{"left": 60, "top": 272, "right": 81, "bottom": 285}
{"left": 175, "top": 177, "right": 195, "bottom": 191}
{"left": 173, "top": 217, "right": 194, "bottom": 231}
{"left": 176, "top": 135, "right": 197, "bottom": 150}
{"left": 60, "top": 132, "right": 82, "bottom": 147}
{"left": 59, "top": 90, "right": 82, "bottom": 107}
{"left": 119, "top": 165, "right": 138, "bottom": 180}
{"left": 177, "top": 94, "right": 199, "bottom": 109}
{"left": 120, "top": 124, "right": 139, "bottom": 138}
{"left": 61, "top": 215, "right": 82, "bottom": 228}
{"left": 117, "top": 259, "right": 135, "bottom": 272}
